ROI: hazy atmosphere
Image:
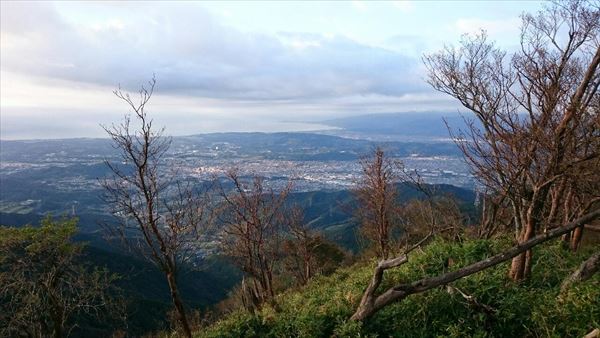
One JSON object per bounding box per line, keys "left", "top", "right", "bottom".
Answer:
{"left": 2, "top": 1, "right": 598, "bottom": 337}
{"left": 1, "top": 1, "right": 542, "bottom": 139}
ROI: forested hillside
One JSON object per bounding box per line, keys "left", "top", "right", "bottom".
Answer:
{"left": 1, "top": 1, "right": 598, "bottom": 337}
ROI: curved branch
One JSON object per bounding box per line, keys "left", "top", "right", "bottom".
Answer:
{"left": 351, "top": 209, "right": 600, "bottom": 321}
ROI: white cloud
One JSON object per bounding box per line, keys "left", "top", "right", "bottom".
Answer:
{"left": 0, "top": 1, "right": 458, "bottom": 139}
{"left": 1, "top": 3, "right": 423, "bottom": 101}
{"left": 391, "top": 1, "right": 415, "bottom": 13}
{"left": 352, "top": 0, "right": 367, "bottom": 12}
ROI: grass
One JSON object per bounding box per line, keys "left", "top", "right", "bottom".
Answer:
{"left": 196, "top": 237, "right": 599, "bottom": 338}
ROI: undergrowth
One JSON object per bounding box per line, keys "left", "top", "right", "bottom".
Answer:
{"left": 196, "top": 238, "right": 599, "bottom": 337}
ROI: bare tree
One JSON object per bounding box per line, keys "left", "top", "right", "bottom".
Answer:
{"left": 423, "top": 0, "right": 600, "bottom": 280}
{"left": 395, "top": 168, "right": 468, "bottom": 244}
{"left": 349, "top": 0, "right": 600, "bottom": 322}
{"left": 355, "top": 147, "right": 403, "bottom": 259}
{"left": 557, "top": 155, "right": 600, "bottom": 250}
{"left": 282, "top": 206, "right": 317, "bottom": 285}
{"left": 402, "top": 196, "right": 464, "bottom": 242}
{"left": 101, "top": 78, "right": 211, "bottom": 338}
{"left": 476, "top": 191, "right": 512, "bottom": 239}
{"left": 281, "top": 206, "right": 348, "bottom": 286}
{"left": 217, "top": 169, "right": 292, "bottom": 308}
{"left": 351, "top": 208, "right": 600, "bottom": 321}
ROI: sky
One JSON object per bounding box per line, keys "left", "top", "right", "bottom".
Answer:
{"left": 0, "top": 1, "right": 545, "bottom": 140}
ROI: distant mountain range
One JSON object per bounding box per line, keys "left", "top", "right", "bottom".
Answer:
{"left": 322, "top": 111, "right": 480, "bottom": 139}
{"left": 0, "top": 131, "right": 463, "bottom": 164}
{"left": 0, "top": 126, "right": 476, "bottom": 336}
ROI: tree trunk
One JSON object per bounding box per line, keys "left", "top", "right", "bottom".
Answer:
{"left": 509, "top": 220, "right": 535, "bottom": 281}
{"left": 509, "top": 252, "right": 526, "bottom": 281}
{"left": 166, "top": 271, "right": 192, "bottom": 338}
{"left": 524, "top": 248, "right": 534, "bottom": 278}
{"left": 351, "top": 255, "right": 408, "bottom": 321}
{"left": 561, "top": 231, "right": 571, "bottom": 248}
{"left": 351, "top": 209, "right": 600, "bottom": 321}
{"left": 570, "top": 225, "right": 584, "bottom": 252}
{"left": 304, "top": 257, "right": 312, "bottom": 283}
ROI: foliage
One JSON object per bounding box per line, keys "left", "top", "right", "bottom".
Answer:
{"left": 196, "top": 238, "right": 599, "bottom": 337}
{"left": 0, "top": 216, "right": 121, "bottom": 337}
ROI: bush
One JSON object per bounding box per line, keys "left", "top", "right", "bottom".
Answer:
{"left": 196, "top": 238, "right": 599, "bottom": 337}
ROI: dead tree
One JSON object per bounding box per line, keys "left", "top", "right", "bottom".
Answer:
{"left": 281, "top": 206, "right": 347, "bottom": 286}
{"left": 477, "top": 191, "right": 512, "bottom": 239}
{"left": 283, "top": 206, "right": 318, "bottom": 285}
{"left": 402, "top": 195, "right": 465, "bottom": 243}
{"left": 398, "top": 170, "right": 467, "bottom": 243}
{"left": 424, "top": 0, "right": 600, "bottom": 280}
{"left": 101, "top": 78, "right": 210, "bottom": 338}
{"left": 351, "top": 208, "right": 600, "bottom": 321}
{"left": 217, "top": 170, "right": 292, "bottom": 307}
{"left": 355, "top": 147, "right": 403, "bottom": 259}
{"left": 559, "top": 158, "right": 600, "bottom": 251}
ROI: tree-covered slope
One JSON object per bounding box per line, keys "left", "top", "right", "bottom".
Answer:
{"left": 197, "top": 238, "right": 599, "bottom": 337}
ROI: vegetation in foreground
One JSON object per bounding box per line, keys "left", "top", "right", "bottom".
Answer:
{"left": 198, "top": 238, "right": 599, "bottom": 338}
{"left": 0, "top": 217, "right": 121, "bottom": 337}
{"left": 1, "top": 2, "right": 598, "bottom": 336}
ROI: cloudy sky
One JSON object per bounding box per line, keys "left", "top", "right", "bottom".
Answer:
{"left": 1, "top": 1, "right": 544, "bottom": 139}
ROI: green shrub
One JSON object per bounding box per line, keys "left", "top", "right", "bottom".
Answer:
{"left": 197, "top": 238, "right": 598, "bottom": 338}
